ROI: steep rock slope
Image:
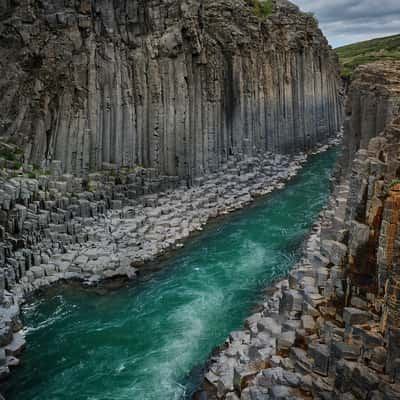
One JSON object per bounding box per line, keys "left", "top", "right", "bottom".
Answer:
{"left": 312, "top": 60, "right": 400, "bottom": 398}
{"left": 197, "top": 61, "right": 400, "bottom": 399}
{"left": 0, "top": 0, "right": 342, "bottom": 177}
{"left": 341, "top": 62, "right": 400, "bottom": 171}
{"left": 337, "top": 62, "right": 400, "bottom": 333}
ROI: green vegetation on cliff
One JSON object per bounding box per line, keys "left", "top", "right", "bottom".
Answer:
{"left": 251, "top": 0, "right": 273, "bottom": 18}
{"left": 336, "top": 34, "right": 400, "bottom": 77}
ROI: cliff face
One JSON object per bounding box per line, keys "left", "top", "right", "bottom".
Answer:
{"left": 313, "top": 61, "right": 400, "bottom": 394}
{"left": 0, "top": 0, "right": 342, "bottom": 177}
{"left": 337, "top": 63, "right": 400, "bottom": 334}
{"left": 197, "top": 62, "right": 400, "bottom": 400}
{"left": 341, "top": 63, "right": 400, "bottom": 172}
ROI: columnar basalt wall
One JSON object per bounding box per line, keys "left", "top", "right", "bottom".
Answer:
{"left": 197, "top": 62, "right": 400, "bottom": 400}
{"left": 341, "top": 63, "right": 400, "bottom": 172}
{"left": 0, "top": 0, "right": 342, "bottom": 177}
{"left": 344, "top": 119, "right": 400, "bottom": 329}
{"left": 337, "top": 63, "right": 400, "bottom": 316}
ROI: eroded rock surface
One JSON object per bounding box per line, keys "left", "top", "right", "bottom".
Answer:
{"left": 0, "top": 0, "right": 342, "bottom": 176}
{"left": 0, "top": 0, "right": 344, "bottom": 388}
{"left": 341, "top": 62, "right": 400, "bottom": 172}
{"left": 0, "top": 139, "right": 342, "bottom": 382}
{"left": 197, "top": 62, "right": 400, "bottom": 400}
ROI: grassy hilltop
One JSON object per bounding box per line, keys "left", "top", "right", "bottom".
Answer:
{"left": 336, "top": 34, "right": 400, "bottom": 77}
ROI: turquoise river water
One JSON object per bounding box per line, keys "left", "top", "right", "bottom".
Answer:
{"left": 3, "top": 149, "right": 337, "bottom": 400}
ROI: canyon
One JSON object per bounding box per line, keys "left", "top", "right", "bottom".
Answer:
{"left": 1, "top": 1, "right": 399, "bottom": 400}
{"left": 0, "top": 0, "right": 343, "bottom": 390}
{"left": 2, "top": 148, "right": 338, "bottom": 400}
{"left": 197, "top": 62, "right": 400, "bottom": 400}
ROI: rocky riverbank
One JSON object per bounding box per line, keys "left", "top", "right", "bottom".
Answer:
{"left": 196, "top": 62, "right": 400, "bottom": 400}
{"left": 0, "top": 136, "right": 341, "bottom": 383}
{"left": 0, "top": 0, "right": 344, "bottom": 395}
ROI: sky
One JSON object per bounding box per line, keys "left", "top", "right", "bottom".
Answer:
{"left": 292, "top": 0, "right": 400, "bottom": 48}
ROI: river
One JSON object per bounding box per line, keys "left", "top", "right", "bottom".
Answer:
{"left": 3, "top": 149, "right": 337, "bottom": 400}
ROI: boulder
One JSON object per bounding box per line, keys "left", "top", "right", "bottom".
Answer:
{"left": 331, "top": 340, "right": 361, "bottom": 361}
{"left": 321, "top": 240, "right": 348, "bottom": 266}
{"left": 257, "top": 318, "right": 282, "bottom": 338}
{"left": 280, "top": 290, "right": 303, "bottom": 314}
{"left": 277, "top": 331, "right": 296, "bottom": 352}
{"left": 258, "top": 367, "right": 300, "bottom": 388}
{"left": 301, "top": 315, "right": 316, "bottom": 333}
{"left": 308, "top": 343, "right": 330, "bottom": 376}
{"left": 351, "top": 365, "right": 380, "bottom": 399}
{"left": 241, "top": 386, "right": 270, "bottom": 400}
{"left": 233, "top": 366, "right": 257, "bottom": 392}
{"left": 343, "top": 308, "right": 370, "bottom": 326}
{"left": 270, "top": 385, "right": 291, "bottom": 399}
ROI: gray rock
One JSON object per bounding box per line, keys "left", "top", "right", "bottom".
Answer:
{"left": 311, "top": 252, "right": 330, "bottom": 269}
{"left": 280, "top": 290, "right": 303, "bottom": 314}
{"left": 233, "top": 366, "right": 257, "bottom": 392}
{"left": 343, "top": 307, "right": 370, "bottom": 326}
{"left": 301, "top": 315, "right": 316, "bottom": 333}
{"left": 241, "top": 386, "right": 270, "bottom": 400}
{"left": 270, "top": 385, "right": 291, "bottom": 399}
{"left": 351, "top": 365, "right": 380, "bottom": 399}
{"left": 0, "top": 321, "right": 12, "bottom": 347}
{"left": 308, "top": 343, "right": 330, "bottom": 376}
{"left": 331, "top": 340, "right": 361, "bottom": 361}
{"left": 0, "top": 365, "right": 9, "bottom": 380}
{"left": 4, "top": 332, "right": 26, "bottom": 356}
{"left": 282, "top": 320, "right": 301, "bottom": 332}
{"left": 30, "top": 266, "right": 45, "bottom": 279}
{"left": 225, "top": 393, "right": 240, "bottom": 400}
{"left": 352, "top": 325, "right": 384, "bottom": 348}
{"left": 257, "top": 318, "right": 282, "bottom": 338}
{"left": 290, "top": 347, "right": 313, "bottom": 373}
{"left": 0, "top": 0, "right": 341, "bottom": 177}
{"left": 277, "top": 331, "right": 296, "bottom": 352}
{"left": 380, "top": 383, "right": 400, "bottom": 400}
{"left": 258, "top": 367, "right": 300, "bottom": 388}
{"left": 0, "top": 348, "right": 6, "bottom": 367}
{"left": 349, "top": 221, "right": 370, "bottom": 255}
{"left": 304, "top": 292, "right": 325, "bottom": 308}
{"left": 321, "top": 240, "right": 348, "bottom": 266}
{"left": 386, "top": 328, "right": 400, "bottom": 379}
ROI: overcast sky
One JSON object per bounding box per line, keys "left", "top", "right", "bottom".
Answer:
{"left": 293, "top": 0, "right": 400, "bottom": 48}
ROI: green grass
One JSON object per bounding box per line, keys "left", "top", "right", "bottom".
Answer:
{"left": 252, "top": 0, "right": 273, "bottom": 18}
{"left": 26, "top": 169, "right": 51, "bottom": 179}
{"left": 27, "top": 171, "right": 37, "bottom": 179}
{"left": 0, "top": 148, "right": 19, "bottom": 161}
{"left": 11, "top": 161, "right": 22, "bottom": 170}
{"left": 0, "top": 143, "right": 23, "bottom": 162}
{"left": 336, "top": 34, "right": 400, "bottom": 78}
{"left": 390, "top": 179, "right": 400, "bottom": 188}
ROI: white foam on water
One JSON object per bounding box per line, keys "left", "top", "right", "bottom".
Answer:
{"left": 118, "top": 241, "right": 268, "bottom": 399}
{"left": 7, "top": 151, "right": 338, "bottom": 400}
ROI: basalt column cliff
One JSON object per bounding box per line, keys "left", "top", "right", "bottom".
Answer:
{"left": 0, "top": 0, "right": 342, "bottom": 177}
{"left": 198, "top": 62, "right": 400, "bottom": 400}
